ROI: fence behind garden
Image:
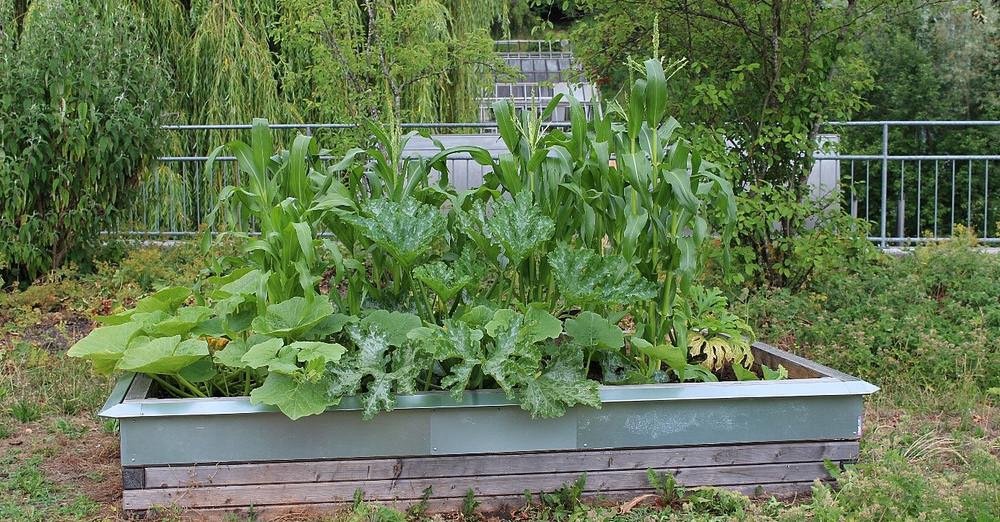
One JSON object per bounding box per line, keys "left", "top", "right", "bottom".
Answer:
{"left": 815, "top": 121, "right": 1000, "bottom": 246}
{"left": 116, "top": 120, "right": 1000, "bottom": 248}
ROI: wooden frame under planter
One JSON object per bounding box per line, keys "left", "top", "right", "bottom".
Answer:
{"left": 100, "top": 341, "right": 877, "bottom": 518}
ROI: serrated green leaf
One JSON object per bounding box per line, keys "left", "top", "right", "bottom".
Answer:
{"left": 98, "top": 286, "right": 193, "bottom": 325}
{"left": 486, "top": 191, "right": 554, "bottom": 266}
{"left": 267, "top": 346, "right": 301, "bottom": 374}
{"left": 178, "top": 357, "right": 218, "bottom": 383}
{"left": 300, "top": 313, "right": 356, "bottom": 340}
{"left": 413, "top": 261, "right": 474, "bottom": 303}
{"left": 633, "top": 337, "right": 688, "bottom": 377}
{"left": 548, "top": 245, "right": 657, "bottom": 306}
{"left": 358, "top": 310, "right": 421, "bottom": 347}
{"left": 683, "top": 364, "right": 719, "bottom": 382}
{"left": 732, "top": 363, "right": 758, "bottom": 381}
{"left": 762, "top": 364, "right": 788, "bottom": 380}
{"left": 251, "top": 296, "right": 334, "bottom": 339}
{"left": 134, "top": 286, "right": 192, "bottom": 313}
{"left": 516, "top": 347, "right": 600, "bottom": 418}
{"left": 67, "top": 321, "right": 146, "bottom": 374}
{"left": 116, "top": 336, "right": 210, "bottom": 374}
{"left": 564, "top": 311, "right": 624, "bottom": 350}
{"left": 360, "top": 373, "right": 395, "bottom": 420}
{"left": 328, "top": 311, "right": 424, "bottom": 420}
{"left": 409, "top": 321, "right": 485, "bottom": 400}
{"left": 292, "top": 341, "right": 347, "bottom": 366}
{"left": 482, "top": 308, "right": 558, "bottom": 394}
{"left": 212, "top": 269, "right": 266, "bottom": 298}
{"left": 486, "top": 307, "right": 562, "bottom": 346}
{"left": 344, "top": 198, "right": 445, "bottom": 267}
{"left": 459, "top": 305, "right": 494, "bottom": 329}
{"left": 250, "top": 372, "right": 331, "bottom": 420}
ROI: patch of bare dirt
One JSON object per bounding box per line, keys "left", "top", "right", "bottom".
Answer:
{"left": 18, "top": 312, "right": 95, "bottom": 353}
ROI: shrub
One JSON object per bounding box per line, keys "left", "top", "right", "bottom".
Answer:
{"left": 719, "top": 181, "right": 877, "bottom": 290}
{"left": 0, "top": 0, "right": 166, "bottom": 284}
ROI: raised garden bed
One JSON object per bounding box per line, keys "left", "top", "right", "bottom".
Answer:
{"left": 101, "top": 341, "right": 876, "bottom": 518}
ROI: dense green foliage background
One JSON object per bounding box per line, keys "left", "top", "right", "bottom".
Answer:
{"left": 0, "top": 0, "right": 514, "bottom": 283}
{"left": 0, "top": 0, "right": 166, "bottom": 283}
{"left": 570, "top": 0, "right": 999, "bottom": 287}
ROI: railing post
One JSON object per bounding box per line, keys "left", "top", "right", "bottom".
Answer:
{"left": 880, "top": 123, "right": 889, "bottom": 248}
{"left": 897, "top": 160, "right": 905, "bottom": 240}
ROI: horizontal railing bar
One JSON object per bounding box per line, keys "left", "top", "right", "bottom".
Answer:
{"left": 160, "top": 122, "right": 573, "bottom": 131}
{"left": 159, "top": 154, "right": 998, "bottom": 162}
{"left": 826, "top": 120, "right": 1000, "bottom": 126}
{"left": 820, "top": 155, "right": 1000, "bottom": 160}
{"left": 868, "top": 236, "right": 1000, "bottom": 244}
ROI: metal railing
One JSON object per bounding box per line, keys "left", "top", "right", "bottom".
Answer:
{"left": 112, "top": 122, "right": 571, "bottom": 237}
{"left": 494, "top": 39, "right": 571, "bottom": 55}
{"left": 115, "top": 121, "right": 1000, "bottom": 247}
{"left": 816, "top": 121, "right": 1000, "bottom": 246}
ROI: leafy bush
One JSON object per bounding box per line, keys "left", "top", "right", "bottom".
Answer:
{"left": 714, "top": 182, "right": 878, "bottom": 291}
{"left": 748, "top": 228, "right": 1000, "bottom": 392}
{"left": 0, "top": 0, "right": 166, "bottom": 283}
{"left": 69, "top": 61, "right": 780, "bottom": 421}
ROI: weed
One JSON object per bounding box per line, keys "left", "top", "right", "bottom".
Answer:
{"left": 0, "top": 452, "right": 99, "bottom": 521}
{"left": 51, "top": 418, "right": 84, "bottom": 439}
{"left": 101, "top": 419, "right": 119, "bottom": 434}
{"left": 405, "top": 486, "right": 432, "bottom": 520}
{"left": 683, "top": 487, "right": 749, "bottom": 517}
{"left": 460, "top": 488, "right": 479, "bottom": 520}
{"left": 538, "top": 474, "right": 587, "bottom": 517}
{"left": 10, "top": 400, "right": 40, "bottom": 423}
{"left": 646, "top": 468, "right": 683, "bottom": 504}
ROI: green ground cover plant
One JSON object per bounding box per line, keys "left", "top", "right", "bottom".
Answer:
{"left": 66, "top": 60, "right": 785, "bottom": 420}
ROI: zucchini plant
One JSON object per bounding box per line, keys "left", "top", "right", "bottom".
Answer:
{"left": 70, "top": 59, "right": 783, "bottom": 421}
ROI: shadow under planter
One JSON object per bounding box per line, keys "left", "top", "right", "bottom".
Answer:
{"left": 100, "top": 341, "right": 877, "bottom": 518}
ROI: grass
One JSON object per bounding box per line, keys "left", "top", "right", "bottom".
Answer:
{"left": 0, "top": 239, "right": 997, "bottom": 520}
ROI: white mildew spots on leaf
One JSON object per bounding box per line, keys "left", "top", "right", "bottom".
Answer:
{"left": 549, "top": 244, "right": 658, "bottom": 306}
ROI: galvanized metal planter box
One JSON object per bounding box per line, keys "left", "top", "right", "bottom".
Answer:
{"left": 100, "top": 341, "right": 877, "bottom": 518}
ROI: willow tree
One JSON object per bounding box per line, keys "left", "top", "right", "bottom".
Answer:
{"left": 278, "top": 0, "right": 509, "bottom": 127}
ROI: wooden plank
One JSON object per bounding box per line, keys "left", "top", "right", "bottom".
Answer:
{"left": 138, "top": 482, "right": 825, "bottom": 520}
{"left": 122, "top": 468, "right": 145, "bottom": 490}
{"left": 124, "top": 461, "right": 838, "bottom": 510}
{"left": 144, "top": 441, "right": 858, "bottom": 488}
